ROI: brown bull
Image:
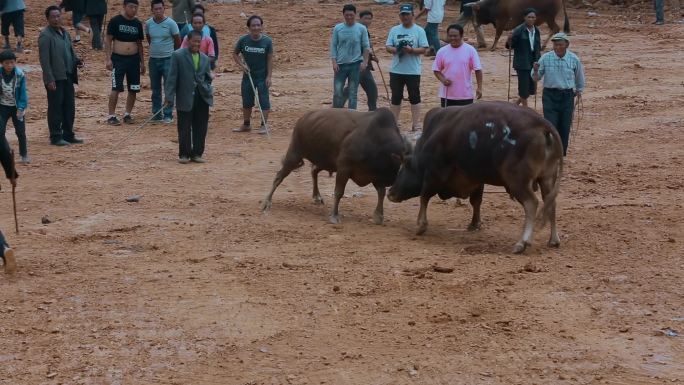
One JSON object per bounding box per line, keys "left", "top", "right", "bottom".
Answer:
{"left": 387, "top": 101, "right": 563, "bottom": 253}
{"left": 466, "top": 0, "right": 570, "bottom": 50}
{"left": 261, "top": 108, "right": 410, "bottom": 225}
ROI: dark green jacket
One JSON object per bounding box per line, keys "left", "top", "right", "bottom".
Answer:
{"left": 38, "top": 26, "right": 80, "bottom": 85}
{"left": 507, "top": 23, "right": 541, "bottom": 71}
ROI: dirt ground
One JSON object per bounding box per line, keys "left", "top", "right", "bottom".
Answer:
{"left": 0, "top": 0, "right": 683, "bottom": 384}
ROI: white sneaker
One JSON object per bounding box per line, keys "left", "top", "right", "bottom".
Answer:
{"left": 19, "top": 155, "right": 30, "bottom": 164}
{"left": 163, "top": 117, "right": 173, "bottom": 124}
{"left": 178, "top": 156, "right": 190, "bottom": 164}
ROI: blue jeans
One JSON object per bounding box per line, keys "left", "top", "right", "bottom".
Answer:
{"left": 424, "top": 23, "right": 440, "bottom": 53}
{"left": 654, "top": 0, "right": 665, "bottom": 21}
{"left": 342, "top": 67, "right": 378, "bottom": 111}
{"left": 149, "top": 57, "right": 173, "bottom": 120}
{"left": 333, "top": 61, "right": 361, "bottom": 110}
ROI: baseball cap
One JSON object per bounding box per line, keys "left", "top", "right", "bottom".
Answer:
{"left": 550, "top": 32, "right": 569, "bottom": 42}
{"left": 399, "top": 3, "right": 413, "bottom": 14}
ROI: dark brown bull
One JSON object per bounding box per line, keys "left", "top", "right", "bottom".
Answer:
{"left": 261, "top": 108, "right": 410, "bottom": 225}
{"left": 466, "top": 0, "right": 570, "bottom": 50}
{"left": 387, "top": 101, "right": 563, "bottom": 253}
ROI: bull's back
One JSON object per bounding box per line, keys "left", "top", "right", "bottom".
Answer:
{"left": 505, "top": 0, "right": 561, "bottom": 25}
{"left": 289, "top": 109, "right": 375, "bottom": 171}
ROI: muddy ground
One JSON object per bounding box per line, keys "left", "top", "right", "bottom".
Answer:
{"left": 0, "top": 1, "right": 683, "bottom": 384}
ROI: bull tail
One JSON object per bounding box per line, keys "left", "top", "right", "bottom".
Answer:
{"left": 537, "top": 132, "right": 563, "bottom": 229}
{"left": 562, "top": 0, "right": 571, "bottom": 33}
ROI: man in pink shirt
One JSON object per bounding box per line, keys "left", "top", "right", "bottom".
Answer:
{"left": 432, "top": 24, "right": 483, "bottom": 106}
{"left": 181, "top": 14, "right": 215, "bottom": 68}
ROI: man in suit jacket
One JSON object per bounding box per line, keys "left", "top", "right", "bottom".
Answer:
{"left": 164, "top": 30, "right": 213, "bottom": 164}
{"left": 506, "top": 8, "right": 541, "bottom": 107}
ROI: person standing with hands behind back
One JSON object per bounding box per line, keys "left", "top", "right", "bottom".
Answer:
{"left": 232, "top": 15, "right": 273, "bottom": 134}
{"left": 165, "top": 30, "right": 214, "bottom": 164}
{"left": 506, "top": 8, "right": 541, "bottom": 107}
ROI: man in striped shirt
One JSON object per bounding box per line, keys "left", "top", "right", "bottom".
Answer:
{"left": 533, "top": 32, "right": 585, "bottom": 156}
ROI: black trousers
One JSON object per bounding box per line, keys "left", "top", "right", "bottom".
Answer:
{"left": 389, "top": 73, "right": 421, "bottom": 105}
{"left": 542, "top": 88, "right": 575, "bottom": 156}
{"left": 440, "top": 98, "right": 473, "bottom": 107}
{"left": 88, "top": 15, "right": 105, "bottom": 50}
{"left": 0, "top": 230, "right": 7, "bottom": 247}
{"left": 46, "top": 77, "right": 76, "bottom": 143}
{"left": 176, "top": 92, "right": 209, "bottom": 158}
{"left": 0, "top": 105, "right": 27, "bottom": 156}
{"left": 516, "top": 69, "right": 536, "bottom": 99}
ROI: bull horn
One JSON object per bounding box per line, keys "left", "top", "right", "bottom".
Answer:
{"left": 462, "top": 2, "right": 478, "bottom": 7}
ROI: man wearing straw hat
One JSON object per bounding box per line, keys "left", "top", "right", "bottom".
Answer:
{"left": 533, "top": 32, "right": 585, "bottom": 156}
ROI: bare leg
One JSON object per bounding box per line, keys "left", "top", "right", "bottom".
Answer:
{"left": 108, "top": 91, "right": 120, "bottom": 115}
{"left": 329, "top": 171, "right": 349, "bottom": 224}
{"left": 416, "top": 194, "right": 432, "bottom": 235}
{"left": 521, "top": 97, "right": 528, "bottom": 107}
{"left": 512, "top": 185, "right": 539, "bottom": 254}
{"left": 125, "top": 92, "right": 136, "bottom": 115}
{"left": 372, "top": 183, "right": 385, "bottom": 225}
{"left": 311, "top": 165, "right": 324, "bottom": 204}
{"left": 468, "top": 184, "right": 484, "bottom": 231}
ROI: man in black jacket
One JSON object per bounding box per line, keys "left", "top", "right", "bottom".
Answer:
{"left": 505, "top": 8, "right": 541, "bottom": 107}
{"left": 0, "top": 128, "right": 17, "bottom": 274}
{"left": 38, "top": 6, "right": 84, "bottom": 146}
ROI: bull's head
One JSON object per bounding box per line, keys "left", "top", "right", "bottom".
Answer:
{"left": 463, "top": 0, "right": 498, "bottom": 26}
{"left": 388, "top": 153, "right": 422, "bottom": 203}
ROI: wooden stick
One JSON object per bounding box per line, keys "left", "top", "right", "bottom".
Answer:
{"left": 9, "top": 150, "right": 18, "bottom": 233}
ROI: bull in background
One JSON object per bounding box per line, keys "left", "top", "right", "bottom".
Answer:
{"left": 261, "top": 108, "right": 411, "bottom": 225}
{"left": 465, "top": 0, "right": 570, "bottom": 50}
{"left": 387, "top": 102, "right": 563, "bottom": 254}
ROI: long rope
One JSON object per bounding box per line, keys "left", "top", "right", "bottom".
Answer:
{"left": 572, "top": 93, "right": 584, "bottom": 140}
{"left": 90, "top": 108, "right": 164, "bottom": 162}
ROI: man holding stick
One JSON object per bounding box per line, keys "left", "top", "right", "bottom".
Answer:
{"left": 342, "top": 10, "right": 379, "bottom": 111}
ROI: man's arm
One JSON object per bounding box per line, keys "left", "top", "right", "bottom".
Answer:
{"left": 38, "top": 34, "right": 56, "bottom": 89}
{"left": 475, "top": 69, "right": 483, "bottom": 99}
{"left": 330, "top": 27, "right": 339, "bottom": 72}
{"left": 532, "top": 55, "right": 544, "bottom": 82}
{"left": 575, "top": 58, "right": 585, "bottom": 94}
{"left": 360, "top": 28, "right": 370, "bottom": 72}
{"left": 104, "top": 34, "right": 114, "bottom": 70}
{"left": 164, "top": 53, "right": 178, "bottom": 105}
{"left": 138, "top": 40, "right": 145, "bottom": 75}
{"left": 173, "top": 34, "right": 181, "bottom": 49}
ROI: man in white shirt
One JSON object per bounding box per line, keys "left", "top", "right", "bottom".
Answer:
{"left": 416, "top": 0, "right": 446, "bottom": 56}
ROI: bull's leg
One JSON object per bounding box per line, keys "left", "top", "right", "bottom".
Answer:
{"left": 468, "top": 184, "right": 485, "bottom": 231}
{"left": 489, "top": 26, "right": 504, "bottom": 51}
{"left": 512, "top": 184, "right": 539, "bottom": 254}
{"left": 416, "top": 194, "right": 433, "bottom": 235}
{"left": 372, "top": 183, "right": 386, "bottom": 225}
{"left": 311, "top": 165, "right": 324, "bottom": 205}
{"left": 261, "top": 152, "right": 303, "bottom": 212}
{"left": 539, "top": 176, "right": 561, "bottom": 248}
{"left": 329, "top": 171, "right": 350, "bottom": 224}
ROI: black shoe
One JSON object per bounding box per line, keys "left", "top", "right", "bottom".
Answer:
{"left": 65, "top": 137, "right": 84, "bottom": 144}
{"left": 123, "top": 115, "right": 134, "bottom": 124}
{"left": 51, "top": 139, "right": 71, "bottom": 146}
{"left": 107, "top": 116, "right": 121, "bottom": 126}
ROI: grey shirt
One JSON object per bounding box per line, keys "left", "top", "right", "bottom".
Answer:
{"left": 330, "top": 22, "right": 369, "bottom": 65}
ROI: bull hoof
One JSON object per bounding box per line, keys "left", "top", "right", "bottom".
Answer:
{"left": 548, "top": 238, "right": 560, "bottom": 248}
{"left": 467, "top": 222, "right": 481, "bottom": 231}
{"left": 260, "top": 200, "right": 272, "bottom": 212}
{"left": 512, "top": 241, "right": 530, "bottom": 254}
{"left": 373, "top": 212, "right": 384, "bottom": 225}
{"left": 329, "top": 214, "right": 342, "bottom": 224}
{"left": 312, "top": 195, "right": 324, "bottom": 205}
{"left": 416, "top": 222, "right": 428, "bottom": 235}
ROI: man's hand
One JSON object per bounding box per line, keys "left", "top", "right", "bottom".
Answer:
{"left": 533, "top": 62, "right": 539, "bottom": 71}
{"left": 360, "top": 61, "right": 367, "bottom": 72}
{"left": 47, "top": 82, "right": 57, "bottom": 92}
{"left": 442, "top": 78, "right": 452, "bottom": 86}
{"left": 476, "top": 87, "right": 483, "bottom": 100}
{"left": 17, "top": 109, "right": 25, "bottom": 120}
{"left": 402, "top": 45, "right": 413, "bottom": 55}
{"left": 266, "top": 77, "right": 272, "bottom": 88}
{"left": 10, "top": 178, "right": 16, "bottom": 188}
{"left": 76, "top": 59, "right": 84, "bottom": 69}
{"left": 140, "top": 63, "right": 146, "bottom": 75}
{"left": 575, "top": 91, "right": 582, "bottom": 107}
{"left": 105, "top": 59, "right": 113, "bottom": 71}
{"left": 332, "top": 62, "right": 339, "bottom": 73}
{"left": 164, "top": 99, "right": 173, "bottom": 107}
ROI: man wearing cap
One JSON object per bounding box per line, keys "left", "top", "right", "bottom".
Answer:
{"left": 506, "top": 8, "right": 541, "bottom": 107}
{"left": 386, "top": 3, "right": 429, "bottom": 132}
{"left": 533, "top": 32, "right": 585, "bottom": 156}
